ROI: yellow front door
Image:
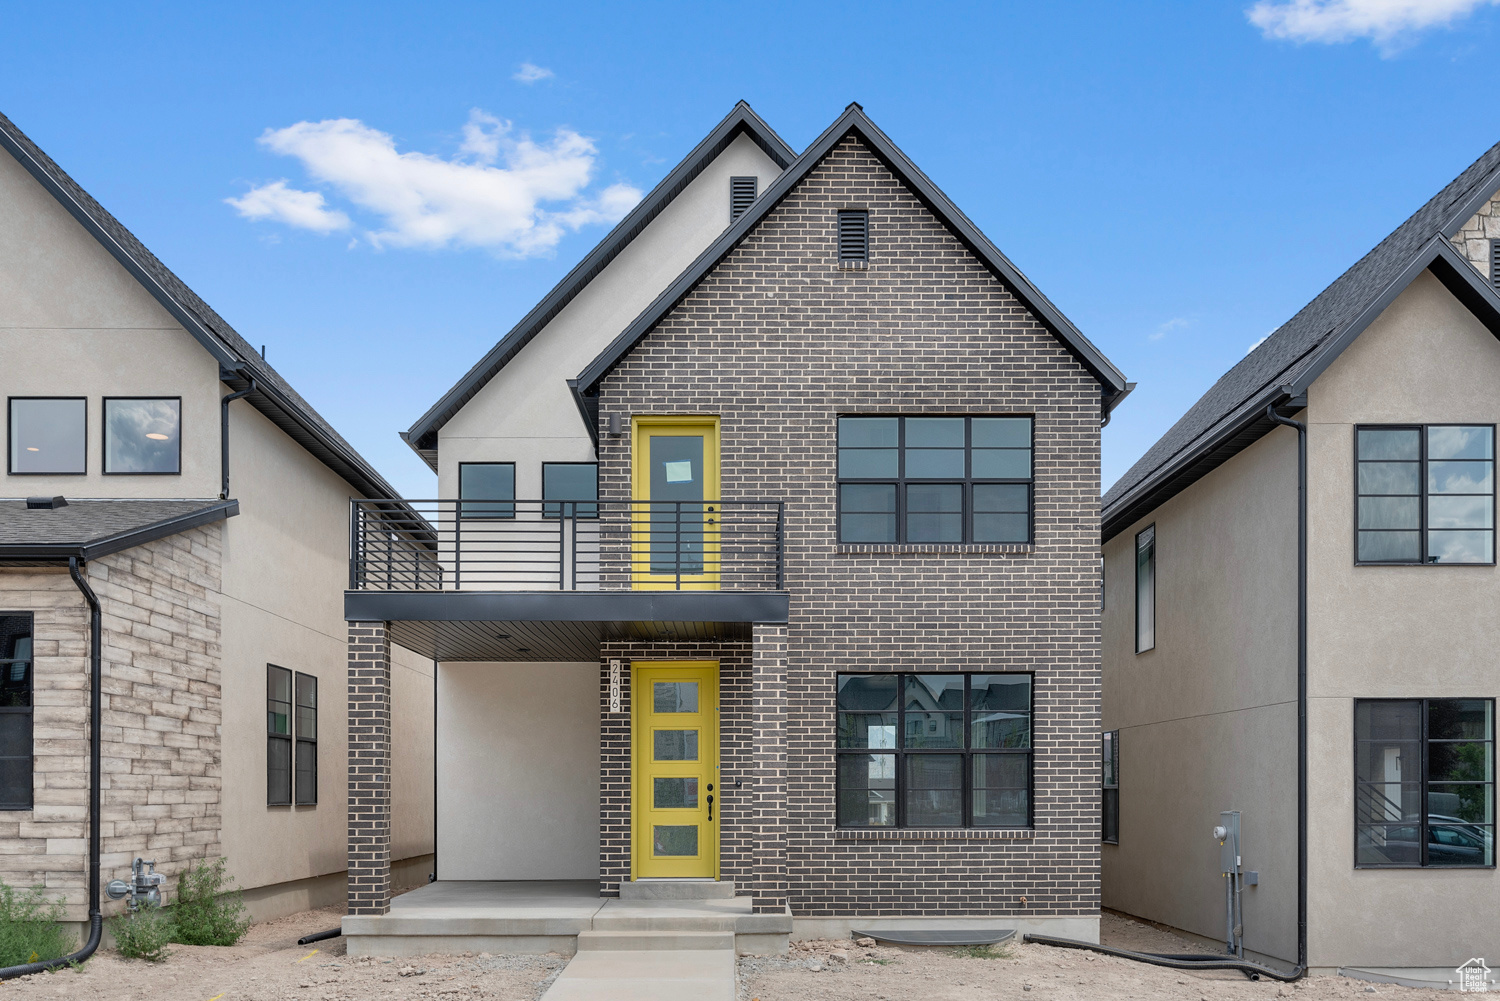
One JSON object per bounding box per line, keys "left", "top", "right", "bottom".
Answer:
{"left": 632, "top": 662, "right": 719, "bottom": 879}
{"left": 631, "top": 417, "right": 720, "bottom": 590}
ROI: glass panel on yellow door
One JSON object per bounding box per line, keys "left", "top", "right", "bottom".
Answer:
{"left": 654, "top": 730, "right": 699, "bottom": 760}
{"left": 654, "top": 825, "right": 699, "bottom": 856}
{"left": 653, "top": 777, "right": 699, "bottom": 809}
{"left": 649, "top": 435, "right": 705, "bottom": 575}
{"left": 653, "top": 682, "right": 699, "bottom": 713}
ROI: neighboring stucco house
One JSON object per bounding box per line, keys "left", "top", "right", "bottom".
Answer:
{"left": 1101, "top": 140, "right": 1500, "bottom": 975}
{"left": 341, "top": 101, "right": 1130, "bottom": 956}
{"left": 0, "top": 111, "right": 435, "bottom": 940}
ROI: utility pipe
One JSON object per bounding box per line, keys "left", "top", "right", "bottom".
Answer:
{"left": 220, "top": 377, "right": 256, "bottom": 500}
{"left": 1265, "top": 396, "right": 1309, "bottom": 980}
{"left": 0, "top": 559, "right": 105, "bottom": 979}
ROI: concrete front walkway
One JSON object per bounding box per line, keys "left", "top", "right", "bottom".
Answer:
{"left": 541, "top": 949, "right": 735, "bottom": 1001}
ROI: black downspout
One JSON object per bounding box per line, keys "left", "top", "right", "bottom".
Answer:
{"left": 432, "top": 656, "right": 438, "bottom": 883}
{"left": 1266, "top": 398, "right": 1309, "bottom": 979}
{"left": 220, "top": 378, "right": 256, "bottom": 500}
{"left": 0, "top": 559, "right": 106, "bottom": 979}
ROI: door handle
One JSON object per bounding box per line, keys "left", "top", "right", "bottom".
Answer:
{"left": 707, "top": 794, "right": 714, "bottom": 821}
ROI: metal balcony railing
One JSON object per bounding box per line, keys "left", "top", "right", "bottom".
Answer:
{"left": 349, "top": 498, "right": 785, "bottom": 592}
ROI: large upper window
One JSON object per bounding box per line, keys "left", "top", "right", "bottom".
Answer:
{"left": 837, "top": 416, "right": 1033, "bottom": 544}
{"left": 1135, "top": 525, "right": 1155, "bottom": 653}
{"left": 8, "top": 398, "right": 85, "bottom": 475}
{"left": 543, "top": 462, "right": 598, "bottom": 519}
{"left": 0, "top": 614, "right": 33, "bottom": 811}
{"left": 836, "top": 673, "right": 1032, "bottom": 829}
{"left": 1356, "top": 425, "right": 1495, "bottom": 564}
{"left": 1355, "top": 699, "right": 1494, "bottom": 868}
{"left": 103, "top": 397, "right": 181, "bottom": 474}
{"left": 459, "top": 462, "right": 515, "bottom": 519}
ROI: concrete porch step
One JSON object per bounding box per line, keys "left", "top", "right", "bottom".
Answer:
{"left": 618, "top": 879, "right": 737, "bottom": 901}
{"left": 576, "top": 929, "right": 734, "bottom": 952}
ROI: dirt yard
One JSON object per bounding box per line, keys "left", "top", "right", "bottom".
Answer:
{"left": 0, "top": 907, "right": 1457, "bottom": 1000}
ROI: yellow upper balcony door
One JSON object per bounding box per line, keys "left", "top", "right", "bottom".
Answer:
{"left": 631, "top": 417, "right": 720, "bottom": 590}
{"left": 633, "top": 662, "right": 719, "bottom": 879}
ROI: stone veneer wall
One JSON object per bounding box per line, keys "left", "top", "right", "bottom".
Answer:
{"left": 0, "top": 525, "right": 223, "bottom": 921}
{"left": 596, "top": 135, "right": 1103, "bottom": 919}
{"left": 1450, "top": 192, "right": 1500, "bottom": 276}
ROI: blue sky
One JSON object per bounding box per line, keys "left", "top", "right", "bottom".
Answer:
{"left": 6, "top": 1, "right": 1500, "bottom": 499}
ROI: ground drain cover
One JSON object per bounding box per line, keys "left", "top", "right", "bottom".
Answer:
{"left": 851, "top": 928, "right": 1017, "bottom": 947}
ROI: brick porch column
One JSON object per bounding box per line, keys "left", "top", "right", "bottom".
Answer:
{"left": 751, "top": 623, "right": 789, "bottom": 913}
{"left": 347, "top": 621, "right": 392, "bottom": 915}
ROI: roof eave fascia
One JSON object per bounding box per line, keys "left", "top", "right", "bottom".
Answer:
{"left": 0, "top": 500, "right": 240, "bottom": 565}
{"left": 575, "top": 105, "right": 1128, "bottom": 397}
{"left": 219, "top": 370, "right": 401, "bottom": 500}
{"left": 1103, "top": 237, "right": 1500, "bottom": 541}
{"left": 0, "top": 118, "right": 241, "bottom": 371}
{"left": 1280, "top": 236, "right": 1500, "bottom": 399}
{"left": 1439, "top": 162, "right": 1500, "bottom": 239}
{"left": 1101, "top": 383, "right": 1297, "bottom": 542}
{"left": 400, "top": 102, "right": 798, "bottom": 458}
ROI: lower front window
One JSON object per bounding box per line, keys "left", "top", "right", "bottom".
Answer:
{"left": 836, "top": 673, "right": 1032, "bottom": 829}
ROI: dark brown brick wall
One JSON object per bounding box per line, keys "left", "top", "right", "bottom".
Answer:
{"left": 596, "top": 135, "right": 1102, "bottom": 918}
{"left": 347, "top": 621, "right": 392, "bottom": 916}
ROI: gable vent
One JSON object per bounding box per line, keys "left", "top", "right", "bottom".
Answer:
{"left": 730, "top": 176, "right": 757, "bottom": 223}
{"left": 1491, "top": 239, "right": 1500, "bottom": 292}
{"left": 838, "top": 210, "right": 869, "bottom": 264}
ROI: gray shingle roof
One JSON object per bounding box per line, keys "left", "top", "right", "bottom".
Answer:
{"left": 0, "top": 499, "right": 238, "bottom": 562}
{"left": 0, "top": 111, "right": 401, "bottom": 501}
{"left": 1102, "top": 137, "right": 1500, "bottom": 537}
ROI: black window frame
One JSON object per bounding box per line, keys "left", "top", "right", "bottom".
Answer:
{"left": 458, "top": 461, "right": 516, "bottom": 520}
{"left": 837, "top": 210, "right": 869, "bottom": 263}
{"left": 102, "top": 396, "right": 183, "bottom": 476}
{"left": 1102, "top": 729, "right": 1119, "bottom": 844}
{"left": 1353, "top": 697, "right": 1495, "bottom": 869}
{"left": 836, "top": 415, "right": 1035, "bottom": 545}
{"left": 294, "top": 671, "right": 317, "bottom": 807}
{"left": 267, "top": 664, "right": 292, "bottom": 807}
{"left": 0, "top": 612, "right": 34, "bottom": 812}
{"left": 1354, "top": 424, "right": 1496, "bottom": 566}
{"left": 835, "top": 672, "right": 1034, "bottom": 830}
{"left": 7, "top": 397, "right": 87, "bottom": 476}
{"left": 542, "top": 461, "right": 599, "bottom": 520}
{"left": 1135, "top": 524, "right": 1156, "bottom": 654}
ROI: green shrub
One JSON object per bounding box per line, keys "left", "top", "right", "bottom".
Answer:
{"left": 170, "top": 857, "right": 248, "bottom": 947}
{"left": 110, "top": 902, "right": 173, "bottom": 963}
{"left": 0, "top": 882, "right": 74, "bottom": 967}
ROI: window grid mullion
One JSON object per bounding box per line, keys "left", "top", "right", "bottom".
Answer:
{"left": 1419, "top": 699, "right": 1429, "bottom": 867}
{"left": 896, "top": 673, "right": 906, "bottom": 828}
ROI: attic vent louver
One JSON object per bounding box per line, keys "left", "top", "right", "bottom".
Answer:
{"left": 730, "top": 177, "right": 757, "bottom": 222}
{"left": 838, "top": 210, "right": 869, "bottom": 267}
{"left": 1491, "top": 240, "right": 1500, "bottom": 292}
{"left": 26, "top": 496, "right": 67, "bottom": 510}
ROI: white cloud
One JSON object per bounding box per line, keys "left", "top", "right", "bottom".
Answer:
{"left": 1247, "top": 0, "right": 1499, "bottom": 50}
{"left": 513, "top": 62, "right": 555, "bottom": 83}
{"left": 224, "top": 180, "right": 350, "bottom": 233}
{"left": 1247, "top": 331, "right": 1275, "bottom": 353}
{"left": 234, "top": 109, "right": 643, "bottom": 255}
{"left": 1150, "top": 317, "right": 1190, "bottom": 342}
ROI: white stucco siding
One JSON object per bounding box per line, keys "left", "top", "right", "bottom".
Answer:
{"left": 0, "top": 149, "right": 222, "bottom": 499}
{"left": 1304, "top": 269, "right": 1500, "bottom": 969}
{"left": 437, "top": 133, "right": 783, "bottom": 496}
{"left": 1101, "top": 427, "right": 1300, "bottom": 964}
{"left": 436, "top": 662, "right": 599, "bottom": 880}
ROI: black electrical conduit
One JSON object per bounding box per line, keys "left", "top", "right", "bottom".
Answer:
{"left": 0, "top": 560, "right": 105, "bottom": 980}
{"left": 1027, "top": 396, "right": 1311, "bottom": 986}
{"left": 221, "top": 377, "right": 256, "bottom": 500}
{"left": 297, "top": 927, "right": 343, "bottom": 946}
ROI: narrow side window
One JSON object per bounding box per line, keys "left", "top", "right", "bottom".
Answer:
{"left": 1102, "top": 730, "right": 1119, "bottom": 844}
{"left": 267, "top": 665, "right": 292, "bottom": 806}
{"left": 0, "top": 614, "right": 34, "bottom": 811}
{"left": 1135, "top": 525, "right": 1155, "bottom": 653}
{"left": 294, "top": 672, "right": 317, "bottom": 806}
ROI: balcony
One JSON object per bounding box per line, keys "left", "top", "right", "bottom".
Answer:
{"left": 344, "top": 499, "right": 790, "bottom": 661}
